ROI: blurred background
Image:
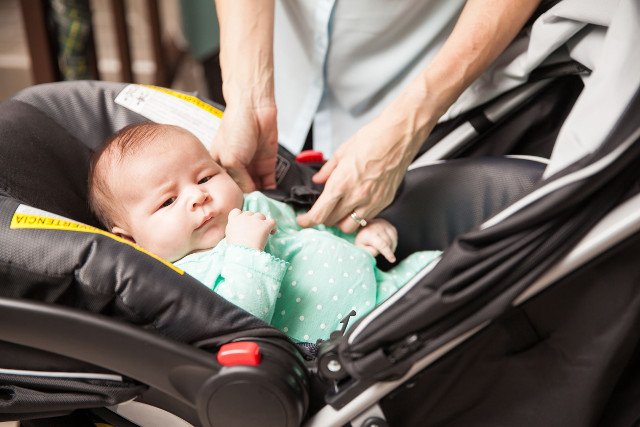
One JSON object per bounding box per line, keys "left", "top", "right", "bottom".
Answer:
{"left": 0, "top": 0, "right": 220, "bottom": 102}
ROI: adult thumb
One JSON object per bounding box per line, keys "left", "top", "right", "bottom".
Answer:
{"left": 229, "top": 167, "right": 256, "bottom": 192}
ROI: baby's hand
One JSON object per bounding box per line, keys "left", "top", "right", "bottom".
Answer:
{"left": 355, "top": 218, "right": 398, "bottom": 263}
{"left": 225, "top": 209, "right": 276, "bottom": 250}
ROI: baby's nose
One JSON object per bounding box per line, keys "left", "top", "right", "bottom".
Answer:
{"left": 190, "top": 188, "right": 210, "bottom": 209}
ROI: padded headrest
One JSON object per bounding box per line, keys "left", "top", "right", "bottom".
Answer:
{"left": 12, "top": 80, "right": 146, "bottom": 150}
{"left": 0, "top": 99, "right": 97, "bottom": 226}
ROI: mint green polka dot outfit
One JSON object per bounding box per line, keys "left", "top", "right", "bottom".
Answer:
{"left": 175, "top": 192, "right": 440, "bottom": 342}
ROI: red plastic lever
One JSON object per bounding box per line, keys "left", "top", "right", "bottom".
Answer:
{"left": 217, "top": 342, "right": 262, "bottom": 366}
{"left": 296, "top": 150, "right": 325, "bottom": 164}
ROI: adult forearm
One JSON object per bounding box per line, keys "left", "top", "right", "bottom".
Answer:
{"left": 215, "top": 0, "right": 276, "bottom": 108}
{"left": 387, "top": 0, "right": 542, "bottom": 156}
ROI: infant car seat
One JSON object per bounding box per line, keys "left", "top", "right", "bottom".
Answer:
{"left": 0, "top": 78, "right": 638, "bottom": 427}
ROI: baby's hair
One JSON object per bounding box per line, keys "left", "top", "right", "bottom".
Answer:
{"left": 88, "top": 122, "right": 170, "bottom": 230}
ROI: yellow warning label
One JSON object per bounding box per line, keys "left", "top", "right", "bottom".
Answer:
{"left": 10, "top": 214, "right": 183, "bottom": 274}
{"left": 145, "top": 85, "right": 224, "bottom": 118}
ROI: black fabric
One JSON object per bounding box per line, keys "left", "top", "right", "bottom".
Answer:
{"left": 342, "top": 86, "right": 640, "bottom": 378}
{"left": 378, "top": 157, "right": 544, "bottom": 260}
{"left": 599, "top": 335, "right": 640, "bottom": 426}
{"left": 12, "top": 81, "right": 146, "bottom": 151}
{"left": 0, "top": 373, "right": 145, "bottom": 422}
{"left": 263, "top": 145, "right": 323, "bottom": 209}
{"left": 380, "top": 232, "right": 640, "bottom": 426}
{"left": 0, "top": 100, "right": 98, "bottom": 227}
{"left": 417, "top": 74, "right": 583, "bottom": 159}
{"left": 457, "top": 75, "right": 583, "bottom": 158}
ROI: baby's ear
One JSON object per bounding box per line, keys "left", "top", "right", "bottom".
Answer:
{"left": 111, "top": 226, "right": 136, "bottom": 244}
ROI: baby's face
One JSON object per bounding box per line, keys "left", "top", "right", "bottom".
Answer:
{"left": 111, "top": 127, "right": 243, "bottom": 261}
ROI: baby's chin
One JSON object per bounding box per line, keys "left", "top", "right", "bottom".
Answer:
{"left": 161, "top": 227, "right": 227, "bottom": 262}
{"left": 179, "top": 234, "right": 225, "bottom": 260}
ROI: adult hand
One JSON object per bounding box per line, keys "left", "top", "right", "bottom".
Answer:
{"left": 211, "top": 103, "right": 278, "bottom": 192}
{"left": 213, "top": 0, "right": 277, "bottom": 192}
{"left": 296, "top": 0, "right": 541, "bottom": 234}
{"left": 297, "top": 113, "right": 424, "bottom": 234}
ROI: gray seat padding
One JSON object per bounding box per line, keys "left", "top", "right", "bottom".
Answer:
{"left": 0, "top": 99, "right": 97, "bottom": 226}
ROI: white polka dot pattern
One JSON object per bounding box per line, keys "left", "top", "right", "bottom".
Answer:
{"left": 175, "top": 192, "right": 441, "bottom": 344}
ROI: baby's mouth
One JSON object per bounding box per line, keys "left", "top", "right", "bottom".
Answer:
{"left": 196, "top": 212, "right": 215, "bottom": 230}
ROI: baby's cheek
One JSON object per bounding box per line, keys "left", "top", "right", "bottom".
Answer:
{"left": 144, "top": 240, "right": 182, "bottom": 262}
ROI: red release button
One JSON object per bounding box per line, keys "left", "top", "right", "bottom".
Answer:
{"left": 296, "top": 150, "right": 325, "bottom": 164}
{"left": 217, "top": 342, "right": 262, "bottom": 366}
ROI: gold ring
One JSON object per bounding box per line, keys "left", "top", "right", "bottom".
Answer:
{"left": 350, "top": 211, "right": 367, "bottom": 227}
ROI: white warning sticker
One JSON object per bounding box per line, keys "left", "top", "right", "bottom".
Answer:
{"left": 115, "top": 84, "right": 223, "bottom": 150}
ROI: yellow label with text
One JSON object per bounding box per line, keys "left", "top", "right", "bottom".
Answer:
{"left": 10, "top": 213, "right": 183, "bottom": 274}
{"left": 145, "top": 85, "right": 223, "bottom": 118}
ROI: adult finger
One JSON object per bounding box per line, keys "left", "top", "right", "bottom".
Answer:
{"left": 227, "top": 167, "right": 257, "bottom": 192}
{"left": 250, "top": 143, "right": 278, "bottom": 190}
{"left": 336, "top": 210, "right": 368, "bottom": 234}
{"left": 311, "top": 171, "right": 373, "bottom": 229}
{"left": 296, "top": 189, "right": 344, "bottom": 228}
{"left": 312, "top": 156, "right": 338, "bottom": 185}
{"left": 256, "top": 170, "right": 277, "bottom": 190}
{"left": 336, "top": 202, "right": 381, "bottom": 234}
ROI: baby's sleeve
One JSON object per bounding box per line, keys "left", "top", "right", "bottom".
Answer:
{"left": 215, "top": 245, "right": 288, "bottom": 323}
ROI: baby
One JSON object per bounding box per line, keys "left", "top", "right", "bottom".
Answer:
{"left": 89, "top": 123, "right": 439, "bottom": 342}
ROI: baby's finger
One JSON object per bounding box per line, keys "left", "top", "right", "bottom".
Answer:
{"left": 382, "top": 226, "right": 398, "bottom": 253}
{"left": 361, "top": 231, "right": 396, "bottom": 263}
{"left": 254, "top": 212, "right": 266, "bottom": 220}
{"left": 228, "top": 208, "right": 242, "bottom": 218}
{"left": 267, "top": 218, "right": 277, "bottom": 233}
{"left": 373, "top": 230, "right": 397, "bottom": 263}
{"left": 362, "top": 244, "right": 379, "bottom": 258}
{"left": 378, "top": 244, "right": 396, "bottom": 264}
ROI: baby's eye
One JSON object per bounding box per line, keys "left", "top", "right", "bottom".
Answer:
{"left": 198, "top": 176, "right": 212, "bottom": 184}
{"left": 160, "top": 197, "right": 176, "bottom": 208}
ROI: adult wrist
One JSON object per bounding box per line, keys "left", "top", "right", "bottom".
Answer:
{"left": 222, "top": 79, "right": 276, "bottom": 111}
{"left": 382, "top": 82, "right": 445, "bottom": 158}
